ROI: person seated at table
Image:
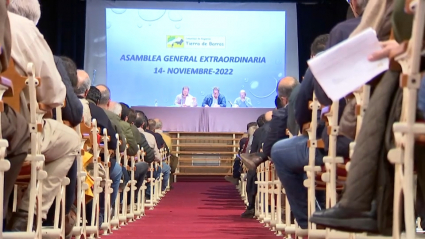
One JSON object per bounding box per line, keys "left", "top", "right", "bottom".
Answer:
{"left": 175, "top": 86, "right": 196, "bottom": 107}
{"left": 202, "top": 87, "right": 226, "bottom": 108}
{"left": 233, "top": 90, "right": 252, "bottom": 108}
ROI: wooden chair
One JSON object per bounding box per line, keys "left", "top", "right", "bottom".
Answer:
{"left": 388, "top": 0, "right": 425, "bottom": 238}
{"left": 126, "top": 148, "right": 137, "bottom": 222}
{"left": 134, "top": 146, "right": 147, "bottom": 219}
{"left": 110, "top": 134, "right": 121, "bottom": 230}
{"left": 71, "top": 120, "right": 91, "bottom": 239}
{"left": 118, "top": 141, "right": 130, "bottom": 226}
{"left": 99, "top": 128, "right": 113, "bottom": 235}
{"left": 0, "top": 61, "right": 16, "bottom": 237}
{"left": 2, "top": 61, "right": 45, "bottom": 239}
{"left": 85, "top": 119, "right": 102, "bottom": 238}
{"left": 299, "top": 92, "right": 323, "bottom": 238}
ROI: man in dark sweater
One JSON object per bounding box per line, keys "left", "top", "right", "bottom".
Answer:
{"left": 270, "top": 6, "right": 364, "bottom": 229}
{"left": 240, "top": 77, "right": 300, "bottom": 170}
{"left": 241, "top": 114, "right": 271, "bottom": 218}
{"left": 224, "top": 122, "right": 257, "bottom": 185}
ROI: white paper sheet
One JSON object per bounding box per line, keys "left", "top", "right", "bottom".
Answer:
{"left": 307, "top": 28, "right": 389, "bottom": 102}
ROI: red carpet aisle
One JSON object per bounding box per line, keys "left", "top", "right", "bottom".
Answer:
{"left": 104, "top": 182, "right": 278, "bottom": 239}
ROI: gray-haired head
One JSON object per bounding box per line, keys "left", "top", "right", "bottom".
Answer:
{"left": 96, "top": 84, "right": 111, "bottom": 106}
{"left": 8, "top": 0, "right": 41, "bottom": 25}
{"left": 154, "top": 118, "right": 162, "bottom": 130}
{"left": 75, "top": 70, "right": 91, "bottom": 97}
{"left": 109, "top": 101, "right": 122, "bottom": 116}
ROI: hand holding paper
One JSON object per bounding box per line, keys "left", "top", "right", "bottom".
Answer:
{"left": 307, "top": 28, "right": 389, "bottom": 102}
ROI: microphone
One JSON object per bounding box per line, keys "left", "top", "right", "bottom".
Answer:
{"left": 228, "top": 100, "right": 233, "bottom": 107}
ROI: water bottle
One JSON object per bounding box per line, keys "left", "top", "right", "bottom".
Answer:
{"left": 155, "top": 99, "right": 158, "bottom": 107}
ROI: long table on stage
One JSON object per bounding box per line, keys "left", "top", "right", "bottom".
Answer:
{"left": 131, "top": 106, "right": 274, "bottom": 132}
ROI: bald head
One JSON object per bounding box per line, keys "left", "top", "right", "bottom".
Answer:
{"left": 96, "top": 84, "right": 111, "bottom": 106}
{"left": 75, "top": 70, "right": 91, "bottom": 97}
{"left": 277, "top": 77, "right": 299, "bottom": 105}
{"left": 265, "top": 111, "right": 273, "bottom": 122}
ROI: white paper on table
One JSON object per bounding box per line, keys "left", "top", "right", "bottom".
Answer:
{"left": 307, "top": 28, "right": 389, "bottom": 102}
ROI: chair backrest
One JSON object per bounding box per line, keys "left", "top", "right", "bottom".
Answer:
{"left": 1, "top": 59, "right": 25, "bottom": 112}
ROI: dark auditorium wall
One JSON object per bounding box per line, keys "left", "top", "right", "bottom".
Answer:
{"left": 37, "top": 0, "right": 87, "bottom": 69}
{"left": 36, "top": 0, "right": 348, "bottom": 80}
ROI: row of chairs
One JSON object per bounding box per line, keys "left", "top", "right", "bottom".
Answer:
{"left": 0, "top": 60, "right": 171, "bottom": 238}
{"left": 239, "top": 0, "right": 425, "bottom": 238}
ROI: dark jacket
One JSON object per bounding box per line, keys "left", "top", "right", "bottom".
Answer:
{"left": 251, "top": 122, "right": 271, "bottom": 153}
{"left": 53, "top": 56, "right": 83, "bottom": 127}
{"left": 87, "top": 101, "right": 117, "bottom": 150}
{"left": 295, "top": 17, "right": 361, "bottom": 158}
{"left": 287, "top": 84, "right": 301, "bottom": 136}
{"left": 202, "top": 94, "right": 226, "bottom": 107}
{"left": 239, "top": 137, "right": 248, "bottom": 154}
{"left": 146, "top": 129, "right": 170, "bottom": 156}
{"left": 261, "top": 108, "right": 289, "bottom": 159}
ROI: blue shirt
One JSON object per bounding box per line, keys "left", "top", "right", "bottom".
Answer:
{"left": 234, "top": 97, "right": 252, "bottom": 107}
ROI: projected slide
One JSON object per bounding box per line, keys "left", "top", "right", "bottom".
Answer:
{"left": 106, "top": 9, "right": 286, "bottom": 108}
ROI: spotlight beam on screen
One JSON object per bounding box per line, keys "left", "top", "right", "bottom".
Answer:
{"left": 84, "top": 1, "right": 299, "bottom": 108}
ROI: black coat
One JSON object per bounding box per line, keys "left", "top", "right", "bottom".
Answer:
{"left": 53, "top": 56, "right": 83, "bottom": 127}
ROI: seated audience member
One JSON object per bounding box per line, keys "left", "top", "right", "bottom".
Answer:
{"left": 127, "top": 110, "right": 155, "bottom": 163}
{"left": 136, "top": 114, "right": 161, "bottom": 162}
{"left": 146, "top": 119, "right": 171, "bottom": 192}
{"left": 86, "top": 86, "right": 101, "bottom": 105}
{"left": 241, "top": 113, "right": 271, "bottom": 218}
{"left": 45, "top": 56, "right": 83, "bottom": 235}
{"left": 90, "top": 85, "right": 124, "bottom": 224}
{"left": 75, "top": 70, "right": 93, "bottom": 127}
{"left": 233, "top": 90, "right": 252, "bottom": 108}
{"left": 53, "top": 56, "right": 83, "bottom": 127}
{"left": 202, "top": 87, "right": 226, "bottom": 107}
{"left": 116, "top": 102, "right": 138, "bottom": 156}
{"left": 309, "top": 0, "right": 414, "bottom": 233}
{"left": 175, "top": 86, "right": 196, "bottom": 107}
{"left": 134, "top": 113, "right": 162, "bottom": 199}
{"left": 270, "top": 4, "right": 365, "bottom": 228}
{"left": 6, "top": 0, "right": 81, "bottom": 230}
{"left": 0, "top": 5, "right": 30, "bottom": 221}
{"left": 241, "top": 77, "right": 300, "bottom": 170}
{"left": 224, "top": 121, "right": 257, "bottom": 185}
{"left": 154, "top": 118, "right": 177, "bottom": 178}
{"left": 153, "top": 118, "right": 171, "bottom": 149}
{"left": 116, "top": 107, "right": 150, "bottom": 205}
{"left": 75, "top": 73, "right": 123, "bottom": 226}
{"left": 146, "top": 119, "right": 170, "bottom": 155}
{"left": 76, "top": 72, "right": 117, "bottom": 151}
{"left": 96, "top": 84, "right": 126, "bottom": 153}
{"left": 109, "top": 102, "right": 132, "bottom": 185}
{"left": 245, "top": 122, "right": 258, "bottom": 154}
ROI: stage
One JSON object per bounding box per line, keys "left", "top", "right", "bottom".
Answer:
{"left": 132, "top": 106, "right": 273, "bottom": 133}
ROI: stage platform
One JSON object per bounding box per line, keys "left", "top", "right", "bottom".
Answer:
{"left": 132, "top": 106, "right": 273, "bottom": 133}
